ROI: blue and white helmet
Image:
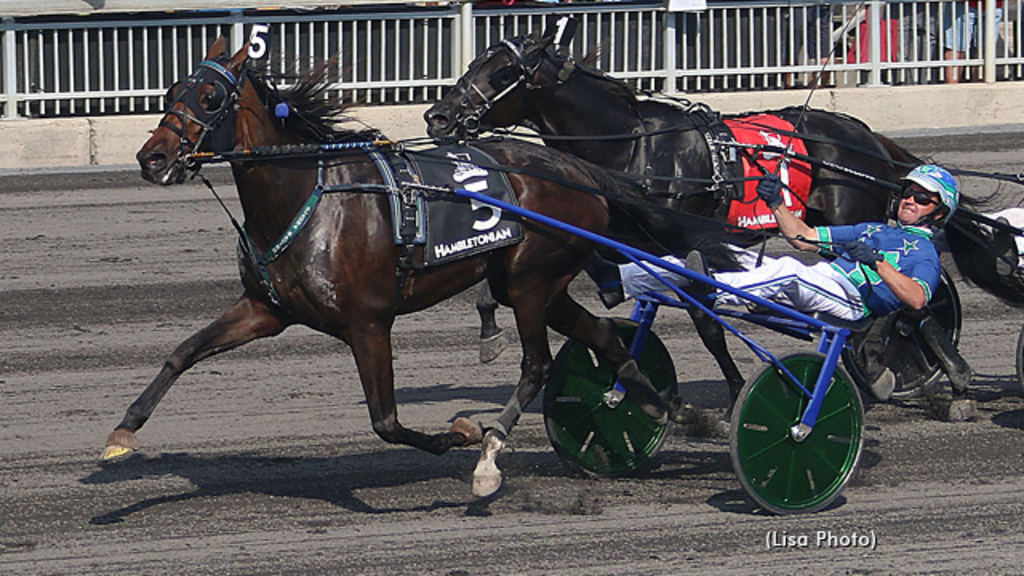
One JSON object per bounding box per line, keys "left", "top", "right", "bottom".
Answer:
{"left": 902, "top": 164, "right": 959, "bottom": 225}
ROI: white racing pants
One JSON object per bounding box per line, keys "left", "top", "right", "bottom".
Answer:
{"left": 619, "top": 249, "right": 866, "bottom": 321}
{"left": 713, "top": 255, "right": 866, "bottom": 321}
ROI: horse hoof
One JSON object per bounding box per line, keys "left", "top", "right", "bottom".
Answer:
{"left": 669, "top": 398, "right": 698, "bottom": 425}
{"left": 100, "top": 445, "right": 134, "bottom": 460}
{"left": 479, "top": 330, "right": 507, "bottom": 364}
{"left": 473, "top": 471, "right": 502, "bottom": 498}
{"left": 451, "top": 417, "right": 483, "bottom": 446}
{"left": 472, "top": 429, "right": 506, "bottom": 497}
{"left": 946, "top": 398, "right": 977, "bottom": 422}
{"left": 617, "top": 359, "right": 669, "bottom": 425}
{"left": 101, "top": 428, "right": 140, "bottom": 461}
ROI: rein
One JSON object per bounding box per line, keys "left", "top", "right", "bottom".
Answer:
{"left": 186, "top": 137, "right": 1024, "bottom": 290}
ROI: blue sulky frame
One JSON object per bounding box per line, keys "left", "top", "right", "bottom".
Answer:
{"left": 456, "top": 185, "right": 867, "bottom": 514}
{"left": 454, "top": 187, "right": 850, "bottom": 441}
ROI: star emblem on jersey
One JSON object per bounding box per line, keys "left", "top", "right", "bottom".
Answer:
{"left": 901, "top": 238, "right": 920, "bottom": 256}
{"left": 862, "top": 224, "right": 883, "bottom": 238}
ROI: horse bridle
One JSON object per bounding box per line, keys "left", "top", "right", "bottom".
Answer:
{"left": 452, "top": 37, "right": 565, "bottom": 137}
{"left": 161, "top": 57, "right": 247, "bottom": 167}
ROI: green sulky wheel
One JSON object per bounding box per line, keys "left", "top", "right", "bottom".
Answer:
{"left": 543, "top": 320, "right": 676, "bottom": 477}
{"left": 730, "top": 353, "right": 864, "bottom": 514}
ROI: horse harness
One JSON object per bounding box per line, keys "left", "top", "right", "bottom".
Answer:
{"left": 162, "top": 58, "right": 246, "bottom": 159}
{"left": 637, "top": 101, "right": 745, "bottom": 219}
{"left": 164, "top": 56, "right": 522, "bottom": 310}
{"left": 191, "top": 142, "right": 520, "bottom": 310}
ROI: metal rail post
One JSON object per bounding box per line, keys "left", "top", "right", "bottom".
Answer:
{"left": 984, "top": 0, "right": 997, "bottom": 82}
{"left": 459, "top": 1, "right": 474, "bottom": 75}
{"left": 665, "top": 10, "right": 678, "bottom": 95}
{"left": 2, "top": 17, "right": 15, "bottom": 119}
{"left": 231, "top": 9, "right": 245, "bottom": 54}
{"left": 866, "top": 0, "right": 884, "bottom": 86}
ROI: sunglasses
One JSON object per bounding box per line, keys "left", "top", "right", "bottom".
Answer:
{"left": 901, "top": 187, "right": 940, "bottom": 206}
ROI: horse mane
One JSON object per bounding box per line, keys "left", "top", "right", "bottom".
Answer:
{"left": 575, "top": 53, "right": 640, "bottom": 106}
{"left": 246, "top": 60, "right": 376, "bottom": 143}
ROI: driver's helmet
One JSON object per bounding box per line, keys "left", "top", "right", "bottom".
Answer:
{"left": 902, "top": 164, "right": 959, "bottom": 225}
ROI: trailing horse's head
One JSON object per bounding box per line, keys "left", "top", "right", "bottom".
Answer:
{"left": 137, "top": 37, "right": 250, "bottom": 185}
{"left": 425, "top": 20, "right": 577, "bottom": 141}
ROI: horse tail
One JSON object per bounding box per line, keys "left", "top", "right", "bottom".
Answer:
{"left": 945, "top": 215, "right": 1024, "bottom": 307}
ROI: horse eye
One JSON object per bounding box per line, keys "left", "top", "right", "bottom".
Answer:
{"left": 490, "top": 66, "right": 516, "bottom": 89}
{"left": 204, "top": 86, "right": 227, "bottom": 111}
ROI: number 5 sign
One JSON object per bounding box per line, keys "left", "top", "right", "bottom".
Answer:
{"left": 248, "top": 23, "right": 272, "bottom": 61}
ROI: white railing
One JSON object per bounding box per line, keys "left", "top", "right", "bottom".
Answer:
{"left": 1, "top": 1, "right": 1020, "bottom": 120}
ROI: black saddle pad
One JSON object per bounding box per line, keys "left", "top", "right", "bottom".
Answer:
{"left": 407, "top": 146, "right": 522, "bottom": 266}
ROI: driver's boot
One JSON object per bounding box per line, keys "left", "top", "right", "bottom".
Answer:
{"left": 918, "top": 316, "right": 972, "bottom": 395}
{"left": 583, "top": 253, "right": 625, "bottom": 309}
{"left": 993, "top": 217, "right": 1019, "bottom": 277}
{"left": 857, "top": 327, "right": 894, "bottom": 401}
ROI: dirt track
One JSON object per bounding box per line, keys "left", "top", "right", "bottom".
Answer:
{"left": 4, "top": 129, "right": 1024, "bottom": 575}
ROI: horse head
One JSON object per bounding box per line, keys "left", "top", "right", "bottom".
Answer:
{"left": 137, "top": 38, "right": 257, "bottom": 185}
{"left": 425, "top": 23, "right": 574, "bottom": 141}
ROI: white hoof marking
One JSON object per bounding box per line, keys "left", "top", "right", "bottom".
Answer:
{"left": 472, "top": 430, "right": 506, "bottom": 497}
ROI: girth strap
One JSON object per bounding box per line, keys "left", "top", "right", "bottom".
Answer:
{"left": 237, "top": 156, "right": 330, "bottom": 306}
{"left": 367, "top": 149, "right": 427, "bottom": 278}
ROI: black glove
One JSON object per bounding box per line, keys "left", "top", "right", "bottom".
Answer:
{"left": 756, "top": 173, "right": 784, "bottom": 209}
{"left": 843, "top": 240, "right": 883, "bottom": 269}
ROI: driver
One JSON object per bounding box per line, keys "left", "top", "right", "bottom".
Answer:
{"left": 646, "top": 165, "right": 958, "bottom": 401}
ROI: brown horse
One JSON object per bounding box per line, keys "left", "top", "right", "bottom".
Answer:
{"left": 113, "top": 38, "right": 697, "bottom": 497}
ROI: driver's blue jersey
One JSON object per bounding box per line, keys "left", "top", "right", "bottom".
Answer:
{"left": 816, "top": 223, "right": 941, "bottom": 317}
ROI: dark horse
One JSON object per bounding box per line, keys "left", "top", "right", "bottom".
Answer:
{"left": 425, "top": 27, "right": 924, "bottom": 400}
{"left": 947, "top": 212, "right": 1024, "bottom": 307}
{"left": 114, "top": 38, "right": 716, "bottom": 497}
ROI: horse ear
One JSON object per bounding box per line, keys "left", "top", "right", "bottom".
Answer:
{"left": 205, "top": 37, "right": 228, "bottom": 60}
{"left": 226, "top": 42, "right": 251, "bottom": 73}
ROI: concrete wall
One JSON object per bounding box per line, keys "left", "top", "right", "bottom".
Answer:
{"left": 2, "top": 82, "right": 1021, "bottom": 170}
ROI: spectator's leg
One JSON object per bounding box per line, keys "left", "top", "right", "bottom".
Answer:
{"left": 945, "top": 49, "right": 966, "bottom": 83}
{"left": 943, "top": 3, "right": 967, "bottom": 83}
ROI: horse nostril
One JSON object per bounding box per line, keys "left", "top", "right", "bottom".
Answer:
{"left": 141, "top": 152, "right": 168, "bottom": 173}
{"left": 429, "top": 114, "right": 450, "bottom": 129}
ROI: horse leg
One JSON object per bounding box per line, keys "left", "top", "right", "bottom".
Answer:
{"left": 102, "top": 295, "right": 288, "bottom": 460}
{"left": 476, "top": 283, "right": 507, "bottom": 364}
{"left": 472, "top": 289, "right": 665, "bottom": 497}
{"left": 472, "top": 283, "right": 561, "bottom": 497}
{"left": 350, "top": 324, "right": 472, "bottom": 456}
{"left": 544, "top": 293, "right": 670, "bottom": 423}
{"left": 688, "top": 308, "right": 746, "bottom": 409}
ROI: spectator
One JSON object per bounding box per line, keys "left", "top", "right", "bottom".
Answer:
{"left": 944, "top": 0, "right": 1004, "bottom": 83}
{"left": 784, "top": 4, "right": 834, "bottom": 89}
